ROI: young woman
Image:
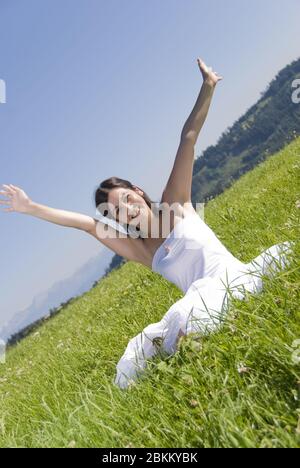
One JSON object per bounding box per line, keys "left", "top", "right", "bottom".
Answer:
{"left": 0, "top": 58, "right": 294, "bottom": 389}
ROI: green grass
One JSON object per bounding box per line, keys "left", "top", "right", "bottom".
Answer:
{"left": 0, "top": 138, "right": 300, "bottom": 448}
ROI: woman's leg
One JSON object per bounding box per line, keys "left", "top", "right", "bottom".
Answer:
{"left": 240, "top": 240, "right": 295, "bottom": 294}
{"left": 115, "top": 241, "right": 295, "bottom": 388}
{"left": 162, "top": 274, "right": 238, "bottom": 354}
{"left": 162, "top": 240, "right": 295, "bottom": 354}
{"left": 115, "top": 275, "right": 237, "bottom": 388}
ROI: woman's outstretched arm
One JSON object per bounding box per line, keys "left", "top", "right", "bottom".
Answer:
{"left": 162, "top": 58, "right": 223, "bottom": 206}
{"left": 0, "top": 183, "right": 96, "bottom": 232}
{"left": 0, "top": 184, "right": 143, "bottom": 262}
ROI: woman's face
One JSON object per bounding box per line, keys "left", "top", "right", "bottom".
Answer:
{"left": 107, "top": 187, "right": 150, "bottom": 229}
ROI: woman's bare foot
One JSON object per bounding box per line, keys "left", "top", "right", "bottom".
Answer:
{"left": 197, "top": 57, "right": 223, "bottom": 87}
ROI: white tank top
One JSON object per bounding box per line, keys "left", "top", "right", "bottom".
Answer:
{"left": 151, "top": 212, "right": 246, "bottom": 294}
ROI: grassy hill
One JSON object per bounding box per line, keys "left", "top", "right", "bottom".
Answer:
{"left": 0, "top": 138, "right": 299, "bottom": 448}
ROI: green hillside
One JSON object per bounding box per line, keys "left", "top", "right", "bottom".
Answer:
{"left": 0, "top": 138, "right": 299, "bottom": 448}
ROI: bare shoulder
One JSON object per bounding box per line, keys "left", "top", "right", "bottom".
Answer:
{"left": 87, "top": 217, "right": 146, "bottom": 264}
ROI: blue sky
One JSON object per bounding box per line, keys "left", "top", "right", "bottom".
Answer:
{"left": 0, "top": 0, "right": 299, "bottom": 326}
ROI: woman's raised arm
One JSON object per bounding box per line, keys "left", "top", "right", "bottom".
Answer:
{"left": 162, "top": 58, "right": 223, "bottom": 206}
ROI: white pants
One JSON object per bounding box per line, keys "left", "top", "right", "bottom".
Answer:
{"left": 115, "top": 241, "right": 294, "bottom": 389}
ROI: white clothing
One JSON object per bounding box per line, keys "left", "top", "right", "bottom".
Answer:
{"left": 114, "top": 212, "right": 294, "bottom": 389}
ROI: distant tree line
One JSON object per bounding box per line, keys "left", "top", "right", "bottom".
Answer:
{"left": 7, "top": 256, "right": 127, "bottom": 347}
{"left": 7, "top": 297, "right": 76, "bottom": 347}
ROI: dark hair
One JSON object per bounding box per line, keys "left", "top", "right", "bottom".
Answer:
{"left": 94, "top": 176, "right": 154, "bottom": 235}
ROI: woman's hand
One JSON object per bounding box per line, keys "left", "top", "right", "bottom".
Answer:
{"left": 0, "top": 184, "right": 32, "bottom": 214}
{"left": 197, "top": 57, "right": 223, "bottom": 87}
